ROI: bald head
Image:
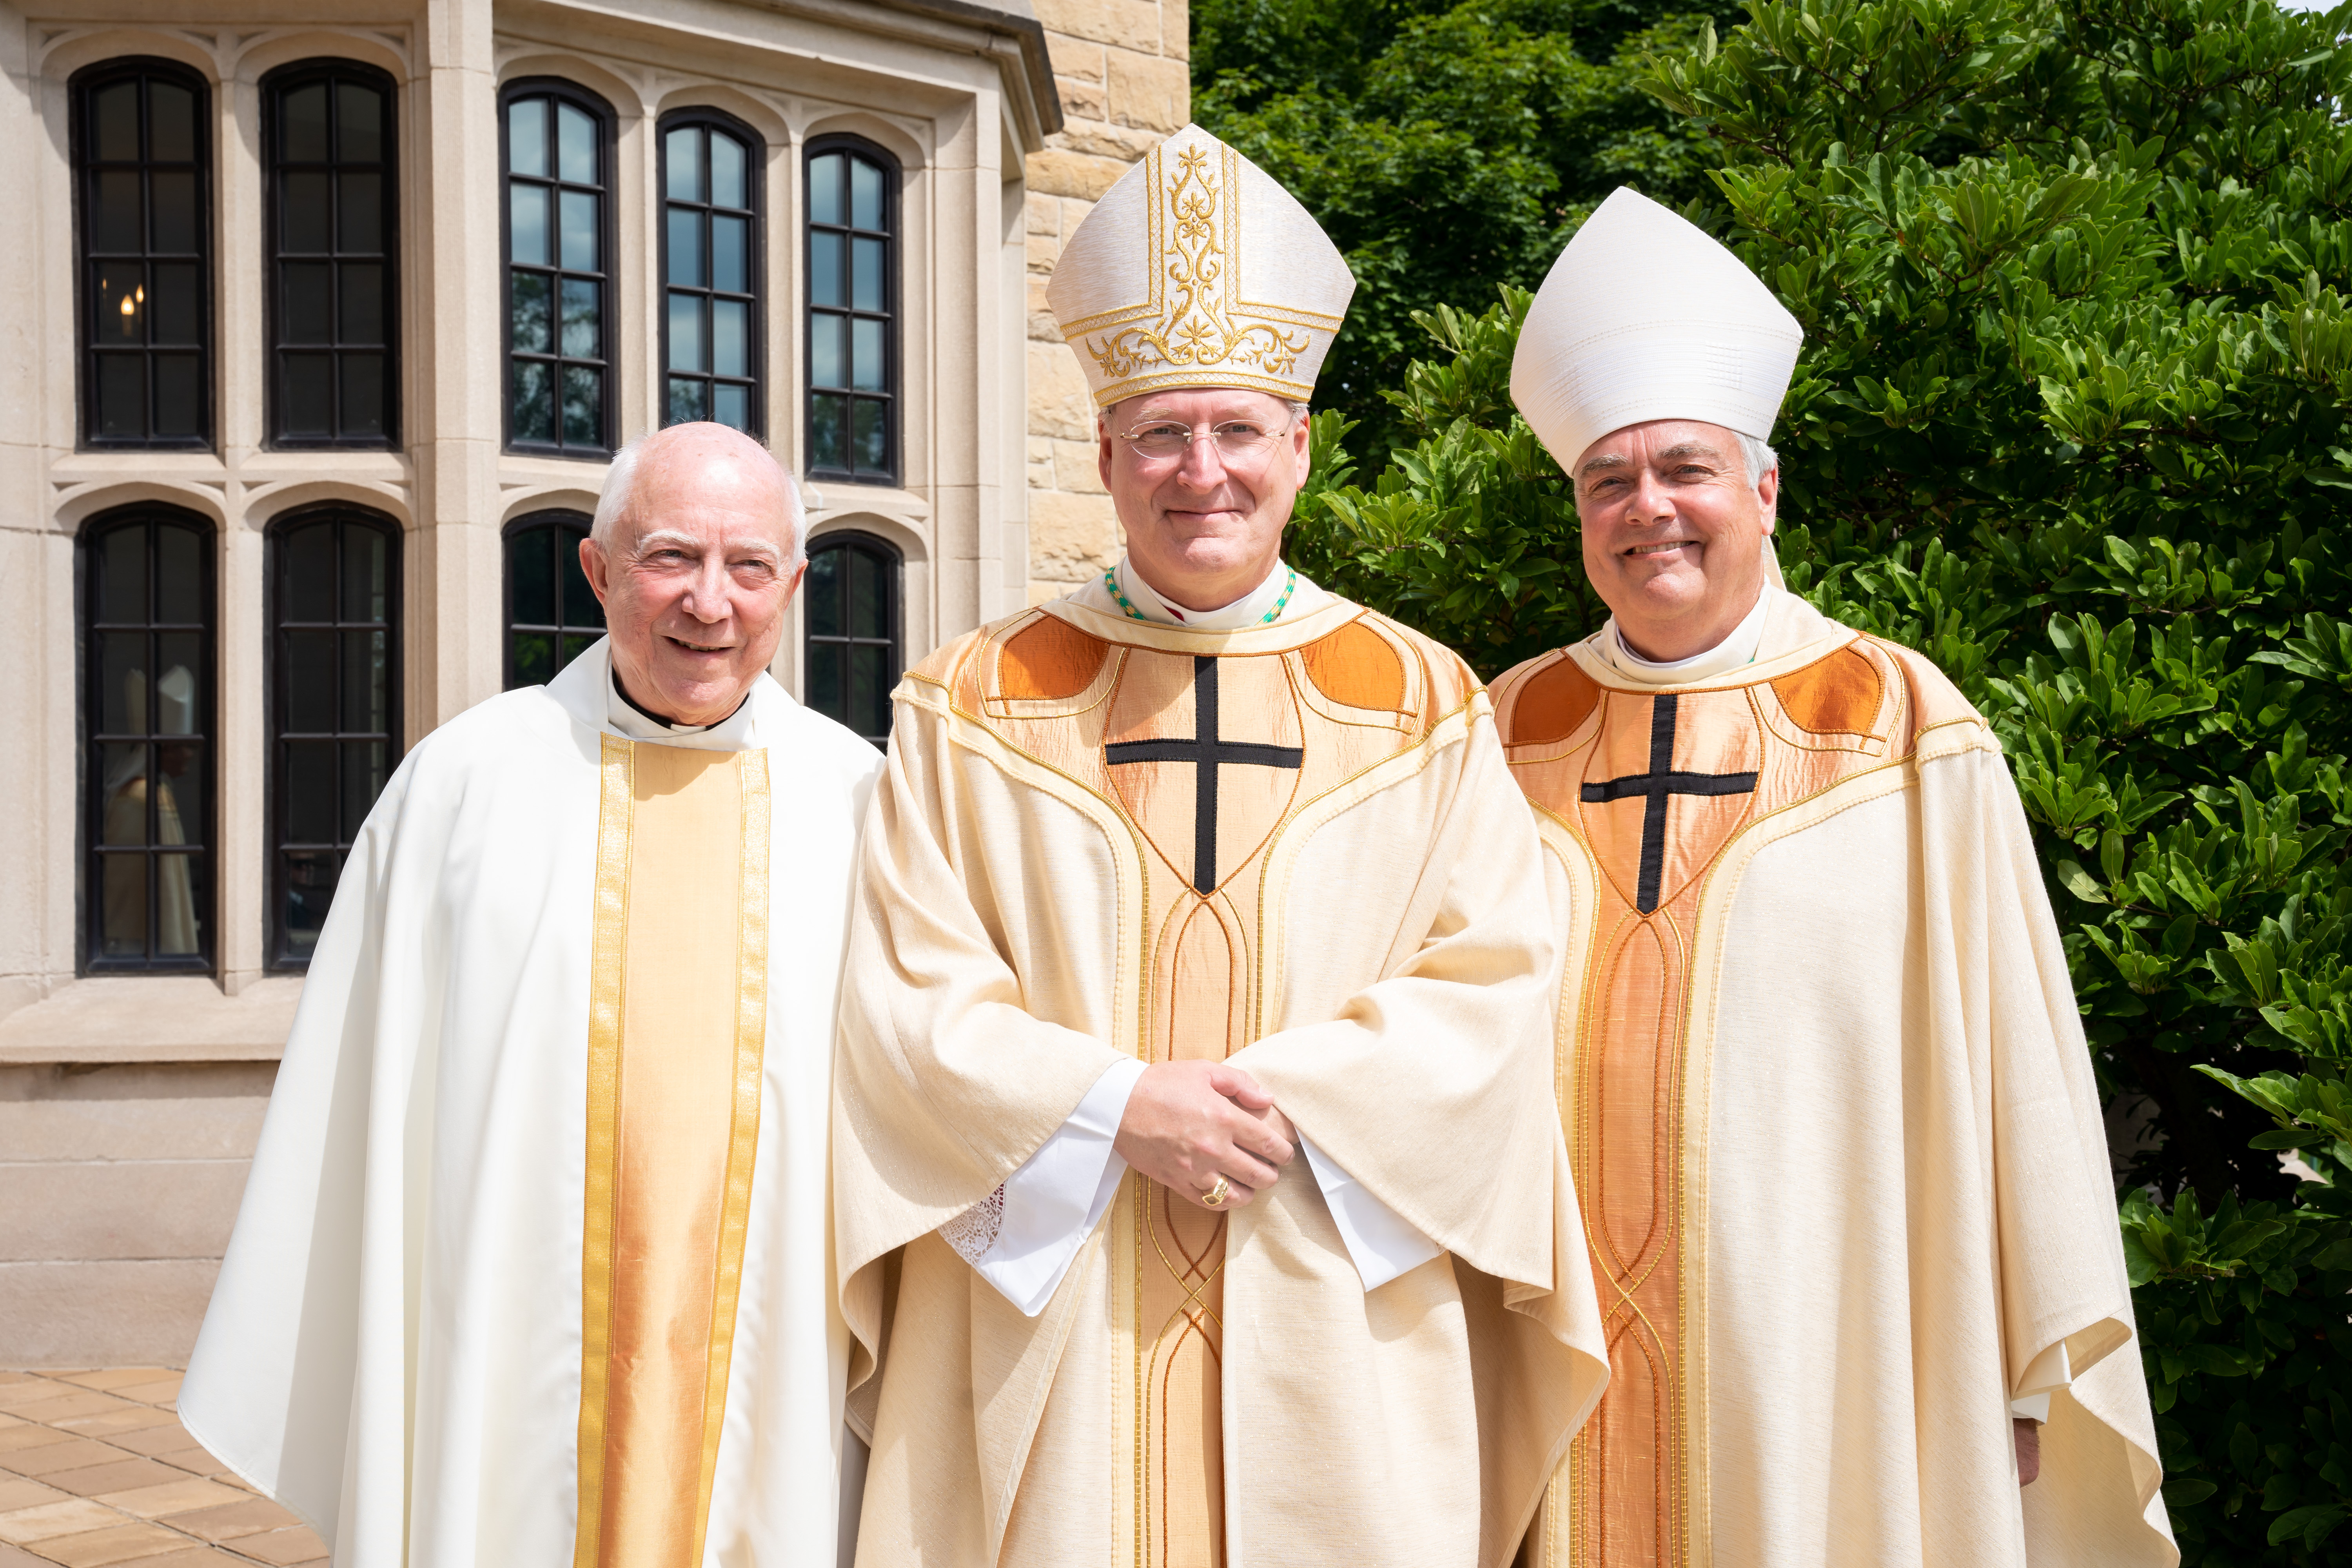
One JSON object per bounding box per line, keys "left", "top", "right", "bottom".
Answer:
{"left": 579, "top": 422, "right": 811, "bottom": 726}
{"left": 592, "top": 421, "right": 804, "bottom": 563}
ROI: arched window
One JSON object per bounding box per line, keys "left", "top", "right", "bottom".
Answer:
{"left": 268, "top": 507, "right": 401, "bottom": 968}
{"left": 802, "top": 530, "right": 901, "bottom": 746}
{"left": 264, "top": 60, "right": 398, "bottom": 447}
{"left": 502, "top": 80, "right": 612, "bottom": 455}
{"left": 505, "top": 510, "right": 605, "bottom": 688}
{"left": 660, "top": 109, "right": 762, "bottom": 435}
{"left": 73, "top": 59, "right": 212, "bottom": 449}
{"left": 82, "top": 507, "right": 214, "bottom": 971}
{"left": 804, "top": 137, "right": 897, "bottom": 483}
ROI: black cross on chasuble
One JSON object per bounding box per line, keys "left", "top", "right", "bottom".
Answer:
{"left": 1580, "top": 691, "right": 1759, "bottom": 915}
{"left": 1106, "top": 655, "right": 1305, "bottom": 894}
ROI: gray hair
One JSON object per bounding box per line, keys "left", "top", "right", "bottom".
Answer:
{"left": 590, "top": 427, "right": 807, "bottom": 565}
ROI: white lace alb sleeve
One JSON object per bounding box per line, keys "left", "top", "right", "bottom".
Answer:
{"left": 942, "top": 1057, "right": 1145, "bottom": 1317}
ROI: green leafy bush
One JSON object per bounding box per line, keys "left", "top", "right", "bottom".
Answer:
{"left": 1196, "top": 0, "right": 1743, "bottom": 458}
{"left": 1282, "top": 1, "right": 2352, "bottom": 1557}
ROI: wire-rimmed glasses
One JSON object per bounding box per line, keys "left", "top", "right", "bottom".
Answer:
{"left": 1116, "top": 414, "right": 1295, "bottom": 465}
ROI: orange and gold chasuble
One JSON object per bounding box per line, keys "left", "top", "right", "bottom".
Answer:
{"left": 571, "top": 737, "right": 771, "bottom": 1568}
{"left": 1491, "top": 632, "right": 1935, "bottom": 1568}
{"left": 936, "top": 604, "right": 1471, "bottom": 1567}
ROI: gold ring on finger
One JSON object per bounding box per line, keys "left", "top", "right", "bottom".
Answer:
{"left": 1200, "top": 1174, "right": 1231, "bottom": 1209}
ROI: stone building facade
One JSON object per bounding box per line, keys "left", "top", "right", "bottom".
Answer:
{"left": 1020, "top": 0, "right": 1186, "bottom": 603}
{"left": 0, "top": 0, "right": 1184, "bottom": 1366}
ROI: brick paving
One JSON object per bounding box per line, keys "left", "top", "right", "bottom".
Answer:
{"left": 0, "top": 1371, "right": 325, "bottom": 1567}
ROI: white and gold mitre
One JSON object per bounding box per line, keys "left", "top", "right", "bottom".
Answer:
{"left": 1047, "top": 123, "right": 1355, "bottom": 408}
{"left": 1512, "top": 187, "right": 1803, "bottom": 468}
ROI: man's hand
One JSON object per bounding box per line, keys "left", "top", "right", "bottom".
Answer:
{"left": 1114, "top": 1061, "right": 1295, "bottom": 1210}
{"left": 2014, "top": 1418, "right": 2041, "bottom": 1487}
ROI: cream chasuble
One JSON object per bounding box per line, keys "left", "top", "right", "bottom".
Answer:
{"left": 1489, "top": 590, "right": 2173, "bottom": 1568}
{"left": 182, "top": 641, "right": 880, "bottom": 1567}
{"left": 834, "top": 577, "right": 1609, "bottom": 1568}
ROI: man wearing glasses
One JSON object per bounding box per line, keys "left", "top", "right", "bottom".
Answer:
{"left": 832, "top": 124, "right": 1606, "bottom": 1567}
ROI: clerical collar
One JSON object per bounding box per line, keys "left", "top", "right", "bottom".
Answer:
{"left": 608, "top": 664, "right": 742, "bottom": 738}
{"left": 1599, "top": 587, "right": 1775, "bottom": 686}
{"left": 1104, "top": 555, "right": 1298, "bottom": 631}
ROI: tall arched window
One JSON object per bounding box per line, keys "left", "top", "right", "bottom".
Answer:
{"left": 82, "top": 507, "right": 214, "bottom": 971}
{"left": 802, "top": 530, "right": 901, "bottom": 746}
{"left": 804, "top": 137, "right": 897, "bottom": 483}
{"left": 73, "top": 59, "right": 212, "bottom": 450}
{"left": 660, "top": 109, "right": 762, "bottom": 435}
{"left": 268, "top": 507, "right": 401, "bottom": 968}
{"left": 505, "top": 510, "right": 605, "bottom": 688}
{"left": 503, "top": 80, "right": 612, "bottom": 455}
{"left": 264, "top": 60, "right": 398, "bottom": 447}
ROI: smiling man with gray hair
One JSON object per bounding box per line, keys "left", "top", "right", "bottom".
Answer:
{"left": 1489, "top": 189, "right": 2173, "bottom": 1568}
{"left": 182, "top": 422, "right": 882, "bottom": 1567}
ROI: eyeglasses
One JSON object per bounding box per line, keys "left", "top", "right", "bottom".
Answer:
{"left": 1117, "top": 416, "right": 1295, "bottom": 464}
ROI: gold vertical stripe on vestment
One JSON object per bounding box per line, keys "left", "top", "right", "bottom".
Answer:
{"left": 574, "top": 735, "right": 633, "bottom": 1568}
{"left": 693, "top": 748, "right": 769, "bottom": 1563}
{"left": 573, "top": 738, "right": 766, "bottom": 1568}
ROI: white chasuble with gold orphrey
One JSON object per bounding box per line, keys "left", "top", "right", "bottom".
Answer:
{"left": 181, "top": 642, "right": 878, "bottom": 1568}
{"left": 835, "top": 587, "right": 1609, "bottom": 1568}
{"left": 1490, "top": 591, "right": 2174, "bottom": 1568}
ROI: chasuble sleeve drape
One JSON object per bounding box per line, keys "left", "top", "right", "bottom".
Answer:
{"left": 1918, "top": 736, "right": 2172, "bottom": 1563}
{"left": 833, "top": 688, "right": 1134, "bottom": 1383}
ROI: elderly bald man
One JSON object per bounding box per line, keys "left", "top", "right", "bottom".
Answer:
{"left": 184, "top": 423, "right": 884, "bottom": 1568}
{"left": 1491, "top": 191, "right": 2171, "bottom": 1567}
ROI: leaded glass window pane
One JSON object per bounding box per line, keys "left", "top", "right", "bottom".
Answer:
{"left": 505, "top": 84, "right": 611, "bottom": 454}
{"left": 75, "top": 62, "right": 212, "bottom": 449}
{"left": 805, "top": 140, "right": 897, "bottom": 482}
{"left": 660, "top": 113, "right": 762, "bottom": 436}
{"left": 269, "top": 510, "right": 401, "bottom": 967}
{"left": 267, "top": 62, "right": 397, "bottom": 446}
{"left": 802, "top": 532, "right": 901, "bottom": 746}
{"left": 505, "top": 512, "right": 605, "bottom": 690}
{"left": 83, "top": 509, "right": 214, "bottom": 969}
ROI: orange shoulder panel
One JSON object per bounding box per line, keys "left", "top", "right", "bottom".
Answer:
{"left": 997, "top": 612, "right": 1110, "bottom": 700}
{"left": 1769, "top": 644, "right": 1884, "bottom": 737}
{"left": 1300, "top": 618, "right": 1408, "bottom": 713}
{"left": 1503, "top": 653, "right": 1600, "bottom": 746}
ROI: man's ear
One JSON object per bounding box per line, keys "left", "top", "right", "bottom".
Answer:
{"left": 580, "top": 536, "right": 613, "bottom": 606}
{"left": 1756, "top": 465, "right": 1780, "bottom": 536}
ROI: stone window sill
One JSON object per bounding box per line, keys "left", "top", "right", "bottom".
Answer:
{"left": 0, "top": 976, "right": 303, "bottom": 1065}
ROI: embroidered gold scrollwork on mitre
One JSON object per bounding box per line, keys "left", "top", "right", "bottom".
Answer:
{"left": 1046, "top": 123, "right": 1356, "bottom": 408}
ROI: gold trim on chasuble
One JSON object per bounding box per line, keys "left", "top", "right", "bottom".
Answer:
{"left": 575, "top": 736, "right": 770, "bottom": 1568}
{"left": 953, "top": 604, "right": 1465, "bottom": 1568}
{"left": 1064, "top": 138, "right": 1343, "bottom": 407}
{"left": 1493, "top": 637, "right": 1916, "bottom": 1568}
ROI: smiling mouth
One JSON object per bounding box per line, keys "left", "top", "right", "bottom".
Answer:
{"left": 1626, "top": 539, "right": 1697, "bottom": 558}
{"left": 667, "top": 636, "right": 731, "bottom": 653}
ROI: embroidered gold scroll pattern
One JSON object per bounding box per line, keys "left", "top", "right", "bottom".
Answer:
{"left": 1084, "top": 143, "right": 1310, "bottom": 387}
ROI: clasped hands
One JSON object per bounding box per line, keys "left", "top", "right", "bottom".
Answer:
{"left": 1112, "top": 1060, "right": 1296, "bottom": 1210}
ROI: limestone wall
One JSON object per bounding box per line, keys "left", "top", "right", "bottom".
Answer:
{"left": 1022, "top": 0, "right": 1189, "bottom": 604}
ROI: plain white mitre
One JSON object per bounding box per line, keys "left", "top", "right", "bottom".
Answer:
{"left": 1512, "top": 187, "right": 1804, "bottom": 472}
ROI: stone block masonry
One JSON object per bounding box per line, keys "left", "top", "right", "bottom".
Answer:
{"left": 1023, "top": 0, "right": 1191, "bottom": 604}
